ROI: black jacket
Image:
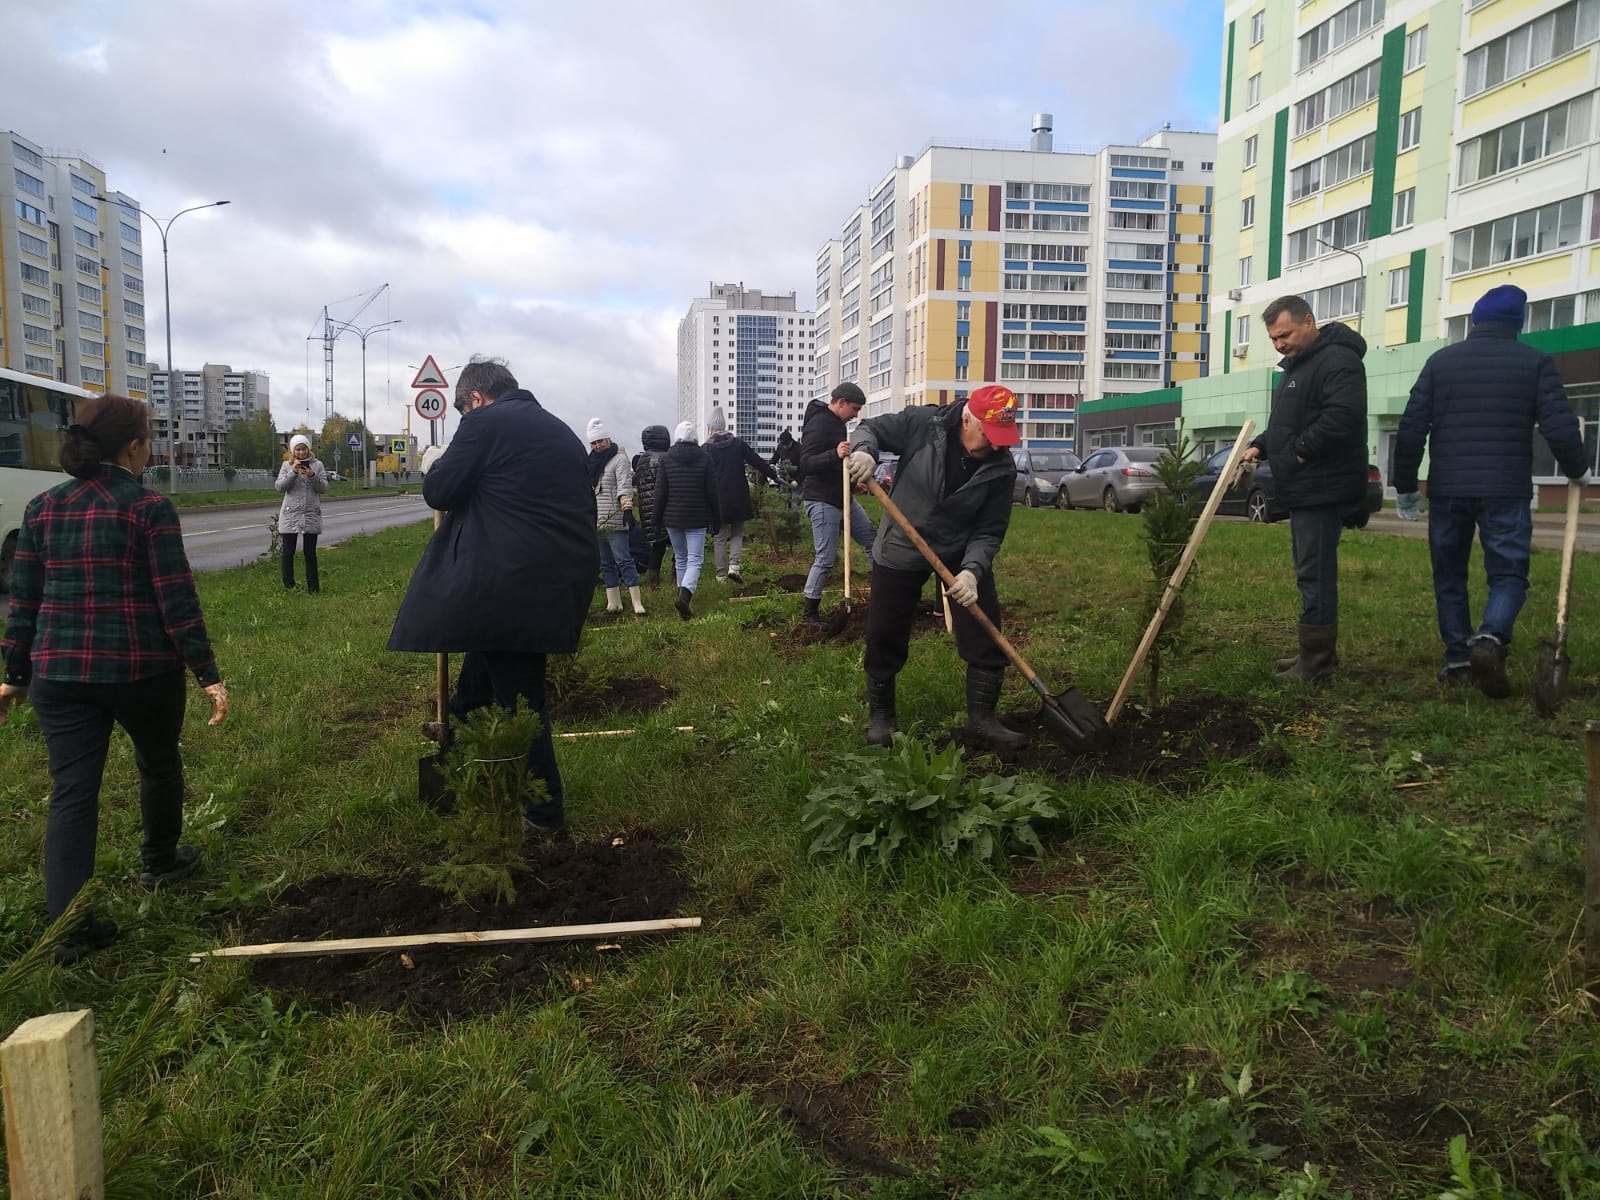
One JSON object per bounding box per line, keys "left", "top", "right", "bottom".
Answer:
{"left": 851, "top": 403, "right": 1015, "bottom": 580}
{"left": 704, "top": 431, "right": 779, "bottom": 526}
{"left": 653, "top": 441, "right": 721, "bottom": 536}
{"left": 1394, "top": 323, "right": 1587, "bottom": 499}
{"left": 632, "top": 425, "right": 671, "bottom": 543}
{"left": 388, "top": 390, "right": 597, "bottom": 654}
{"left": 1250, "top": 322, "right": 1369, "bottom": 509}
{"left": 799, "top": 399, "right": 850, "bottom": 507}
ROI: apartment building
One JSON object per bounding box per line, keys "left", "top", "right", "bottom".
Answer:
{"left": 149, "top": 363, "right": 270, "bottom": 467}
{"left": 1203, "top": 0, "right": 1600, "bottom": 485}
{"left": 812, "top": 118, "right": 1218, "bottom": 452}
{"left": 677, "top": 283, "right": 816, "bottom": 454}
{"left": 0, "top": 132, "right": 148, "bottom": 397}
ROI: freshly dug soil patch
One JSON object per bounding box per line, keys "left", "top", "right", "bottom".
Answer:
{"left": 244, "top": 834, "right": 691, "bottom": 1020}
{"left": 737, "top": 572, "right": 809, "bottom": 595}
{"left": 782, "top": 600, "right": 948, "bottom": 649}
{"left": 549, "top": 674, "right": 673, "bottom": 723}
{"left": 953, "top": 694, "right": 1274, "bottom": 787}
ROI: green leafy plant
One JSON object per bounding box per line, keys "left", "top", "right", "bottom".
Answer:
{"left": 1331, "top": 995, "right": 1391, "bottom": 1068}
{"left": 1257, "top": 970, "right": 1328, "bottom": 1025}
{"left": 421, "top": 706, "right": 544, "bottom": 904}
{"left": 1535, "top": 1115, "right": 1600, "bottom": 1200}
{"left": 1437, "top": 1134, "right": 1514, "bottom": 1200}
{"left": 801, "top": 736, "right": 1059, "bottom": 867}
{"left": 1138, "top": 427, "right": 1207, "bottom": 708}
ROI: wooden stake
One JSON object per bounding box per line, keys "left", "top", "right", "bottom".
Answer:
{"left": 1585, "top": 721, "right": 1600, "bottom": 972}
{"left": 557, "top": 726, "right": 694, "bottom": 740}
{"left": 190, "top": 916, "right": 702, "bottom": 961}
{"left": 2, "top": 1009, "right": 104, "bottom": 1200}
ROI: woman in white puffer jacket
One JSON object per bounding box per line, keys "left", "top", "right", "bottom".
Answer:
{"left": 274, "top": 434, "right": 328, "bottom": 592}
{"left": 586, "top": 418, "right": 644, "bottom": 615}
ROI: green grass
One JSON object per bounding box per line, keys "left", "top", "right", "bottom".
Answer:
{"left": 3, "top": 508, "right": 1600, "bottom": 1198}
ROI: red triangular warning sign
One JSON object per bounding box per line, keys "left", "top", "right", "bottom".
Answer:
{"left": 410, "top": 356, "right": 448, "bottom": 389}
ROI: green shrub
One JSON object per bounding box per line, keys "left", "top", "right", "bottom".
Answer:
{"left": 1138, "top": 428, "right": 1207, "bottom": 708}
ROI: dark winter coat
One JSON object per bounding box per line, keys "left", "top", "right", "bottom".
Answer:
{"left": 632, "top": 425, "right": 671, "bottom": 545}
{"left": 1249, "top": 321, "right": 1369, "bottom": 510}
{"left": 388, "top": 390, "right": 597, "bottom": 654}
{"left": 850, "top": 402, "right": 1015, "bottom": 580}
{"left": 1394, "top": 323, "right": 1587, "bottom": 500}
{"left": 704, "top": 431, "right": 779, "bottom": 526}
{"left": 799, "top": 398, "right": 851, "bottom": 507}
{"left": 653, "top": 441, "right": 721, "bottom": 537}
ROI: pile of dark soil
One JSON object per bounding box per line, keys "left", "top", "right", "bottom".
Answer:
{"left": 245, "top": 834, "right": 691, "bottom": 1019}
{"left": 781, "top": 600, "right": 949, "bottom": 649}
{"left": 549, "top": 674, "right": 673, "bottom": 723}
{"left": 954, "top": 694, "right": 1277, "bottom": 787}
{"left": 735, "top": 572, "right": 809, "bottom": 596}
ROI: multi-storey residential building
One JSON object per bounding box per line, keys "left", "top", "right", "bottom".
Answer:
{"left": 812, "top": 118, "right": 1217, "bottom": 453}
{"left": 1201, "top": 0, "right": 1600, "bottom": 489}
{"left": 0, "top": 133, "right": 148, "bottom": 398}
{"left": 677, "top": 283, "right": 816, "bottom": 454}
{"left": 149, "top": 364, "right": 270, "bottom": 467}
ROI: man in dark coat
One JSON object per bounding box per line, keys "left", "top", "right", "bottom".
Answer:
{"left": 631, "top": 425, "right": 672, "bottom": 589}
{"left": 703, "top": 405, "right": 781, "bottom": 584}
{"left": 769, "top": 429, "right": 800, "bottom": 472}
{"left": 652, "top": 422, "right": 721, "bottom": 619}
{"left": 1394, "top": 284, "right": 1590, "bottom": 696}
{"left": 388, "top": 357, "right": 597, "bottom": 832}
{"left": 799, "top": 382, "right": 876, "bottom": 623}
{"left": 846, "top": 385, "right": 1024, "bottom": 750}
{"left": 1241, "top": 295, "right": 1369, "bottom": 683}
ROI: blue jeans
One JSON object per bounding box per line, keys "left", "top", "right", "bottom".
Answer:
{"left": 598, "top": 528, "right": 640, "bottom": 588}
{"left": 804, "top": 500, "right": 875, "bottom": 600}
{"left": 1289, "top": 504, "right": 1344, "bottom": 627}
{"left": 1428, "top": 496, "right": 1532, "bottom": 663}
{"left": 667, "top": 527, "right": 707, "bottom": 592}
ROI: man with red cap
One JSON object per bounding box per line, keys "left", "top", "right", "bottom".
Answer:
{"left": 845, "top": 386, "right": 1025, "bottom": 750}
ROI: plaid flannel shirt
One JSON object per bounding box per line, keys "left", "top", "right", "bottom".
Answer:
{"left": 2, "top": 466, "right": 219, "bottom": 688}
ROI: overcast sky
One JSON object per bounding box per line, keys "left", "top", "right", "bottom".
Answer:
{"left": 6, "top": 0, "right": 1222, "bottom": 448}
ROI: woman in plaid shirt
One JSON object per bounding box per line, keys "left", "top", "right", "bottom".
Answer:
{"left": 0, "top": 394, "right": 229, "bottom": 963}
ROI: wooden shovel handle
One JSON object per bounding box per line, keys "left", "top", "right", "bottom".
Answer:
{"left": 1558, "top": 479, "right": 1582, "bottom": 628}
{"left": 842, "top": 458, "right": 852, "bottom": 601}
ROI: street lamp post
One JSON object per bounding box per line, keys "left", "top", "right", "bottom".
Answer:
{"left": 98, "top": 196, "right": 230, "bottom": 493}
{"left": 1315, "top": 237, "right": 1367, "bottom": 334}
{"left": 329, "top": 319, "right": 402, "bottom": 488}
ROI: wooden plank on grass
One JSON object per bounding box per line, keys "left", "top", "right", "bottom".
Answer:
{"left": 2, "top": 1009, "right": 104, "bottom": 1200}
{"left": 557, "top": 726, "right": 694, "bottom": 740}
{"left": 190, "top": 916, "right": 702, "bottom": 961}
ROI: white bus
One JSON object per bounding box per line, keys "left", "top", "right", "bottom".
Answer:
{"left": 0, "top": 367, "right": 91, "bottom": 591}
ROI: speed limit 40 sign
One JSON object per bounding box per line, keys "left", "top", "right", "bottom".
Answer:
{"left": 414, "top": 389, "right": 447, "bottom": 421}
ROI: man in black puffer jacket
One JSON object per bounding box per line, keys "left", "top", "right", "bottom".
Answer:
{"left": 1241, "top": 295, "right": 1369, "bottom": 683}
{"left": 798, "top": 383, "right": 876, "bottom": 622}
{"left": 651, "top": 422, "right": 721, "bottom": 619}
{"left": 1394, "top": 285, "right": 1589, "bottom": 696}
{"left": 631, "top": 425, "right": 672, "bottom": 589}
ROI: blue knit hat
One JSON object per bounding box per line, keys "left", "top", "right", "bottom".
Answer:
{"left": 1471, "top": 285, "right": 1527, "bottom": 329}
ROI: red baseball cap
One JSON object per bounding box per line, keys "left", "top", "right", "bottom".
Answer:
{"left": 966, "top": 385, "right": 1020, "bottom": 447}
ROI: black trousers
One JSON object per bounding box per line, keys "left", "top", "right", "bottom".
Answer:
{"left": 448, "top": 651, "right": 564, "bottom": 828}
{"left": 282, "top": 532, "right": 319, "bottom": 593}
{"left": 863, "top": 563, "right": 1007, "bottom": 683}
{"left": 30, "top": 671, "right": 188, "bottom": 920}
{"left": 1288, "top": 505, "right": 1343, "bottom": 626}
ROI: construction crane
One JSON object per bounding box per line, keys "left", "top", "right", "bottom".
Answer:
{"left": 306, "top": 284, "right": 388, "bottom": 422}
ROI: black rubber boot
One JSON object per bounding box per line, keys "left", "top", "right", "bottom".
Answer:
{"left": 802, "top": 596, "right": 823, "bottom": 624}
{"left": 647, "top": 567, "right": 661, "bottom": 590}
{"left": 1274, "top": 624, "right": 1338, "bottom": 683}
{"left": 675, "top": 587, "right": 693, "bottom": 620}
{"left": 961, "top": 666, "right": 1028, "bottom": 751}
{"left": 865, "top": 676, "right": 897, "bottom": 746}
{"left": 1469, "top": 634, "right": 1510, "bottom": 698}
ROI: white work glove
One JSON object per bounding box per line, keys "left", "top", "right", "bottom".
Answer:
{"left": 419, "top": 445, "right": 447, "bottom": 474}
{"left": 1395, "top": 491, "right": 1424, "bottom": 522}
{"left": 846, "top": 450, "right": 876, "bottom": 486}
{"left": 947, "top": 569, "right": 978, "bottom": 607}
{"left": 1572, "top": 471, "right": 1592, "bottom": 486}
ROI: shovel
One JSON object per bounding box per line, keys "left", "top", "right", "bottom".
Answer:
{"left": 1533, "top": 479, "right": 1583, "bottom": 717}
{"left": 863, "top": 476, "right": 1106, "bottom": 748}
{"left": 418, "top": 511, "right": 454, "bottom": 810}
{"left": 821, "top": 458, "right": 854, "bottom": 637}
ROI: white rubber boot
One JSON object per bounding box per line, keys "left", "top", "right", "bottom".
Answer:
{"left": 628, "top": 586, "right": 647, "bottom": 615}
{"left": 605, "top": 586, "right": 623, "bottom": 613}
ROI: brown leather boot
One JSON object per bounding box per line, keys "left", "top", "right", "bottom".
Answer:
{"left": 1274, "top": 624, "right": 1338, "bottom": 683}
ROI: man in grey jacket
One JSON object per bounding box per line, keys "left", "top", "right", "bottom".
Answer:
{"left": 845, "top": 386, "right": 1025, "bottom": 750}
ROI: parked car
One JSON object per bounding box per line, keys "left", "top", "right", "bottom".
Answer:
{"left": 1058, "top": 446, "right": 1167, "bottom": 513}
{"left": 1189, "top": 447, "right": 1385, "bottom": 523}
{"left": 1010, "top": 447, "right": 1083, "bottom": 507}
{"left": 874, "top": 455, "right": 899, "bottom": 489}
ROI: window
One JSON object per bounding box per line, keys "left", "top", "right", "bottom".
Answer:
{"left": 11, "top": 141, "right": 43, "bottom": 167}
{"left": 954, "top": 363, "right": 969, "bottom": 381}
{"left": 1290, "top": 132, "right": 1377, "bottom": 201}
{"left": 1246, "top": 73, "right": 1262, "bottom": 108}
{"left": 1294, "top": 59, "right": 1381, "bottom": 134}
{"left": 124, "top": 299, "right": 144, "bottom": 318}
{"left": 125, "top": 324, "right": 144, "bottom": 344}
{"left": 1171, "top": 160, "right": 1184, "bottom": 169}
{"left": 74, "top": 227, "right": 99, "bottom": 250}
{"left": 1201, "top": 161, "right": 1215, "bottom": 171}
{"left": 17, "top": 229, "right": 48, "bottom": 257}
{"left": 72, "top": 198, "right": 96, "bottom": 222}
{"left": 16, "top": 199, "right": 45, "bottom": 226}
{"left": 1235, "top": 314, "right": 1251, "bottom": 345}
{"left": 957, "top": 301, "right": 971, "bottom": 320}
{"left": 1109, "top": 210, "right": 1166, "bottom": 230}
{"left": 1108, "top": 180, "right": 1166, "bottom": 201}
{"left": 20, "top": 293, "right": 50, "bottom": 316}
{"left": 1105, "top": 272, "right": 1164, "bottom": 290}
{"left": 1393, "top": 187, "right": 1415, "bottom": 230}
{"left": 1450, "top": 196, "right": 1585, "bottom": 273}
{"left": 1106, "top": 241, "right": 1165, "bottom": 261}
{"left": 1105, "top": 332, "right": 1163, "bottom": 351}
{"left": 1243, "top": 135, "right": 1259, "bottom": 168}
{"left": 1104, "top": 302, "right": 1162, "bottom": 320}
{"left": 77, "top": 255, "right": 98, "bottom": 277}
{"left": 959, "top": 211, "right": 972, "bottom": 229}
{"left": 960, "top": 183, "right": 973, "bottom": 199}
{"left": 1241, "top": 196, "right": 1256, "bottom": 228}
{"left": 23, "top": 323, "right": 51, "bottom": 346}
{"left": 1239, "top": 255, "right": 1254, "bottom": 286}
{"left": 119, "top": 222, "right": 140, "bottom": 245}
{"left": 1464, "top": 0, "right": 1600, "bottom": 97}
{"left": 1387, "top": 266, "right": 1411, "bottom": 307}
{"left": 1286, "top": 206, "right": 1371, "bottom": 266}
{"left": 1398, "top": 107, "right": 1422, "bottom": 151}
{"left": 127, "top": 350, "right": 146, "bottom": 367}
{"left": 1299, "top": 0, "right": 1385, "bottom": 70}
{"left": 19, "top": 263, "right": 49, "bottom": 286}
{"left": 1023, "top": 213, "right": 1089, "bottom": 232}
{"left": 1250, "top": 9, "right": 1265, "bottom": 43}
{"left": 1404, "top": 24, "right": 1428, "bottom": 71}
{"left": 1033, "top": 183, "right": 1091, "bottom": 202}
{"left": 1104, "top": 362, "right": 1163, "bottom": 380}
{"left": 70, "top": 174, "right": 95, "bottom": 196}
{"left": 1304, "top": 277, "right": 1366, "bottom": 321}
{"left": 1108, "top": 154, "right": 1166, "bottom": 169}
{"left": 77, "top": 282, "right": 100, "bottom": 303}
{"left": 79, "top": 337, "right": 103, "bottom": 359}
{"left": 13, "top": 169, "right": 44, "bottom": 198}
{"left": 1457, "top": 95, "right": 1593, "bottom": 186}
{"left": 80, "top": 367, "right": 104, "bottom": 386}
{"left": 956, "top": 274, "right": 971, "bottom": 291}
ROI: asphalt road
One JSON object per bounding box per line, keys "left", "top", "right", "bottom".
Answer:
{"left": 1207, "top": 509, "right": 1600, "bottom": 553}
{"left": 181, "top": 491, "right": 433, "bottom": 572}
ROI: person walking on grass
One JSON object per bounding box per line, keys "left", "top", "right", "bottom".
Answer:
{"left": 275, "top": 433, "right": 328, "bottom": 593}
{"left": 846, "top": 385, "right": 1025, "bottom": 752}
{"left": 587, "top": 418, "right": 646, "bottom": 616}
{"left": 0, "top": 394, "right": 229, "bottom": 964}
{"left": 652, "top": 421, "right": 720, "bottom": 620}
{"left": 1239, "top": 294, "right": 1369, "bottom": 684}
{"left": 388, "top": 357, "right": 596, "bottom": 835}
{"left": 704, "top": 405, "right": 781, "bottom": 584}
{"left": 632, "top": 424, "right": 673, "bottom": 589}
{"left": 799, "top": 382, "right": 876, "bottom": 625}
{"left": 1393, "top": 284, "right": 1590, "bottom": 696}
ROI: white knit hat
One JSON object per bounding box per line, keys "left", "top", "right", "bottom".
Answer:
{"left": 585, "top": 418, "right": 610, "bottom": 443}
{"left": 289, "top": 434, "right": 311, "bottom": 453}
{"left": 673, "top": 421, "right": 696, "bottom": 444}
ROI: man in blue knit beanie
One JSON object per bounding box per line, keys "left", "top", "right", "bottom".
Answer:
{"left": 1392, "top": 285, "right": 1590, "bottom": 696}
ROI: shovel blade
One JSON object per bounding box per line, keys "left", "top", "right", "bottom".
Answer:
{"left": 1040, "top": 688, "right": 1109, "bottom": 748}
{"left": 418, "top": 754, "right": 455, "bottom": 812}
{"left": 1532, "top": 637, "right": 1570, "bottom": 718}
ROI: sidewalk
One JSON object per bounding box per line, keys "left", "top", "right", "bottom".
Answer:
{"left": 1362, "top": 508, "right": 1599, "bottom": 553}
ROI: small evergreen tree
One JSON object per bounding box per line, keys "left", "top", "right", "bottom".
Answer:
{"left": 1139, "top": 427, "right": 1207, "bottom": 708}
{"left": 774, "top": 461, "right": 804, "bottom": 553}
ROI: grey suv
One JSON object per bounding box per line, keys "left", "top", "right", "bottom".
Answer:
{"left": 1059, "top": 446, "right": 1166, "bottom": 513}
{"left": 1010, "top": 447, "right": 1082, "bottom": 507}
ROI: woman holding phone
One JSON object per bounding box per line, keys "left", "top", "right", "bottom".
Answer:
{"left": 275, "top": 434, "right": 328, "bottom": 592}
